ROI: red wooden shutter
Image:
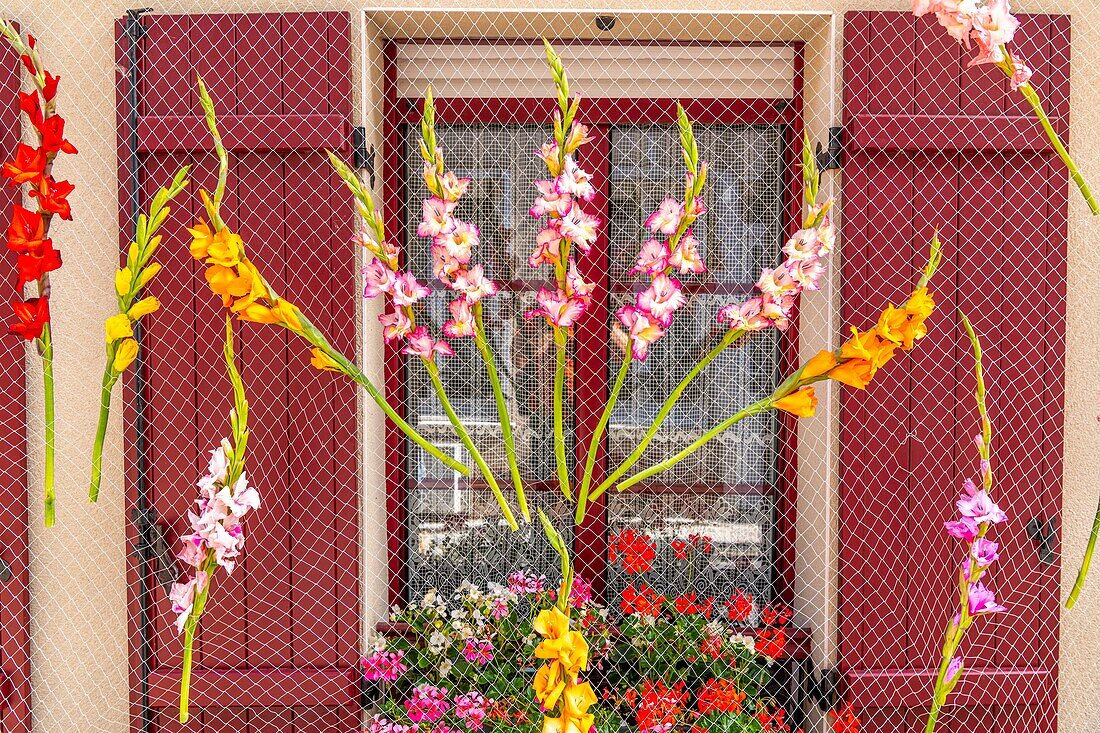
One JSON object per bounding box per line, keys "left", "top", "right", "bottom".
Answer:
{"left": 116, "top": 12, "right": 359, "bottom": 733}
{"left": 0, "top": 34, "right": 29, "bottom": 733}
{"left": 839, "top": 11, "right": 1065, "bottom": 730}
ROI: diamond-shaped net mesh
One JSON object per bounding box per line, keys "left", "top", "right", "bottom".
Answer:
{"left": 0, "top": 5, "right": 1096, "bottom": 733}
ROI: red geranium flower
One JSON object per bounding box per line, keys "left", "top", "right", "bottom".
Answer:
{"left": 620, "top": 582, "right": 664, "bottom": 617}
{"left": 29, "top": 177, "right": 74, "bottom": 220}
{"left": 761, "top": 603, "right": 793, "bottom": 627}
{"left": 2, "top": 144, "right": 46, "bottom": 186}
{"left": 755, "top": 627, "right": 786, "bottom": 659}
{"left": 829, "top": 702, "right": 860, "bottom": 733}
{"left": 689, "top": 534, "right": 713, "bottom": 553}
{"left": 699, "top": 632, "right": 724, "bottom": 660}
{"left": 36, "top": 115, "right": 77, "bottom": 156}
{"left": 9, "top": 297, "right": 49, "bottom": 340}
{"left": 635, "top": 680, "right": 687, "bottom": 733}
{"left": 756, "top": 705, "right": 793, "bottom": 733}
{"left": 7, "top": 205, "right": 47, "bottom": 254}
{"left": 673, "top": 593, "right": 715, "bottom": 618}
{"left": 671, "top": 538, "right": 688, "bottom": 560}
{"left": 609, "top": 528, "right": 656, "bottom": 574}
{"left": 16, "top": 240, "right": 62, "bottom": 289}
{"left": 727, "top": 589, "right": 754, "bottom": 622}
{"left": 696, "top": 678, "right": 746, "bottom": 714}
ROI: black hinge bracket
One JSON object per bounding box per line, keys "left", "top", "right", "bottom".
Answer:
{"left": 815, "top": 126, "right": 843, "bottom": 173}
{"left": 808, "top": 666, "right": 841, "bottom": 712}
{"left": 353, "top": 126, "right": 376, "bottom": 188}
{"left": 131, "top": 507, "right": 178, "bottom": 593}
{"left": 1027, "top": 516, "right": 1058, "bottom": 565}
{"left": 123, "top": 8, "right": 153, "bottom": 41}
{"left": 0, "top": 556, "right": 11, "bottom": 583}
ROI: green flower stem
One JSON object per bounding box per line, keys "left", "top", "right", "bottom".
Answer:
{"left": 616, "top": 396, "right": 773, "bottom": 493}
{"left": 575, "top": 352, "right": 632, "bottom": 525}
{"left": 296, "top": 314, "right": 469, "bottom": 477}
{"left": 1016, "top": 81, "right": 1100, "bottom": 215}
{"left": 40, "top": 324, "right": 55, "bottom": 528}
{"left": 179, "top": 555, "right": 216, "bottom": 724}
{"left": 925, "top": 617, "right": 965, "bottom": 733}
{"left": 1067, "top": 494, "right": 1100, "bottom": 609}
{"left": 474, "top": 302, "right": 528, "bottom": 523}
{"left": 89, "top": 361, "right": 120, "bottom": 503}
{"left": 423, "top": 357, "right": 518, "bottom": 531}
{"left": 587, "top": 328, "right": 744, "bottom": 504}
{"left": 553, "top": 327, "right": 571, "bottom": 501}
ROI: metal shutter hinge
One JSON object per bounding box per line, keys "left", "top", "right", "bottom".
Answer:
{"left": 0, "top": 556, "right": 11, "bottom": 583}
{"left": 1027, "top": 516, "right": 1057, "bottom": 565}
{"left": 814, "top": 126, "right": 843, "bottom": 173}
{"left": 123, "top": 8, "right": 152, "bottom": 41}
{"left": 352, "top": 126, "right": 376, "bottom": 188}
{"left": 131, "top": 507, "right": 178, "bottom": 592}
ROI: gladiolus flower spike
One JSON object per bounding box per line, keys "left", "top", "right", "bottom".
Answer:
{"left": 170, "top": 317, "right": 259, "bottom": 724}
{"left": 89, "top": 167, "right": 189, "bottom": 502}
{"left": 924, "top": 312, "right": 1008, "bottom": 733}
{"left": 615, "top": 235, "right": 942, "bottom": 494}
{"left": 0, "top": 21, "right": 77, "bottom": 527}
{"left": 192, "top": 76, "right": 470, "bottom": 483}
{"left": 913, "top": 0, "right": 1098, "bottom": 214}
{"left": 585, "top": 132, "right": 838, "bottom": 511}
{"left": 326, "top": 98, "right": 519, "bottom": 532}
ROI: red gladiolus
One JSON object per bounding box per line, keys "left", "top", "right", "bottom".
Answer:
{"left": 7, "top": 205, "right": 47, "bottom": 254}
{"left": 2, "top": 144, "right": 46, "bottom": 186}
{"left": 42, "top": 71, "right": 59, "bottom": 101}
{"left": 30, "top": 177, "right": 75, "bottom": 220}
{"left": 16, "top": 241, "right": 62, "bottom": 289}
{"left": 829, "top": 702, "right": 860, "bottom": 733}
{"left": 727, "top": 589, "right": 754, "bottom": 622}
{"left": 37, "top": 115, "right": 77, "bottom": 155}
{"left": 9, "top": 297, "right": 49, "bottom": 340}
{"left": 19, "top": 92, "right": 42, "bottom": 128}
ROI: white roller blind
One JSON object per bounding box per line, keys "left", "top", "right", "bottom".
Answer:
{"left": 393, "top": 42, "right": 797, "bottom": 100}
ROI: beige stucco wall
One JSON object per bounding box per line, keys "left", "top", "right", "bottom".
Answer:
{"left": 5, "top": 1, "right": 1098, "bottom": 732}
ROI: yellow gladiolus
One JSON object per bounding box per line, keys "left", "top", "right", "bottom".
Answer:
{"left": 128, "top": 296, "right": 160, "bottom": 320}
{"left": 561, "top": 681, "right": 596, "bottom": 719}
{"left": 206, "top": 229, "right": 244, "bottom": 268}
{"left": 229, "top": 259, "right": 269, "bottom": 313}
{"left": 773, "top": 386, "right": 817, "bottom": 418}
{"left": 534, "top": 662, "right": 567, "bottom": 710}
{"left": 876, "top": 304, "right": 909, "bottom": 346}
{"left": 906, "top": 287, "right": 935, "bottom": 320}
{"left": 840, "top": 327, "right": 897, "bottom": 373}
{"left": 310, "top": 347, "right": 341, "bottom": 372}
{"left": 136, "top": 263, "right": 161, "bottom": 290}
{"left": 113, "top": 338, "right": 139, "bottom": 372}
{"left": 105, "top": 313, "right": 133, "bottom": 343}
{"left": 205, "top": 264, "right": 252, "bottom": 306}
{"left": 534, "top": 607, "right": 570, "bottom": 640}
{"left": 115, "top": 268, "right": 133, "bottom": 297}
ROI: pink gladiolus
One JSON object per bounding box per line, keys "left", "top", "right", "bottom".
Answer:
{"left": 969, "top": 0, "right": 1018, "bottom": 65}
{"left": 529, "top": 180, "right": 573, "bottom": 218}
{"left": 782, "top": 226, "right": 824, "bottom": 261}
{"left": 637, "top": 274, "right": 687, "bottom": 328}
{"left": 380, "top": 309, "right": 414, "bottom": 343}
{"left": 363, "top": 260, "right": 396, "bottom": 299}
{"left": 756, "top": 265, "right": 801, "bottom": 301}
{"left": 439, "top": 170, "right": 470, "bottom": 202}
{"left": 534, "top": 142, "right": 560, "bottom": 172}
{"left": 972, "top": 537, "right": 1000, "bottom": 567}
{"left": 789, "top": 258, "right": 826, "bottom": 290}
{"left": 629, "top": 239, "right": 671, "bottom": 276}
{"left": 529, "top": 226, "right": 563, "bottom": 268}
{"left": 716, "top": 296, "right": 771, "bottom": 332}
{"left": 1008, "top": 54, "right": 1033, "bottom": 89}
{"left": 526, "top": 287, "right": 586, "bottom": 328}
{"left": 168, "top": 571, "right": 208, "bottom": 633}
{"left": 452, "top": 263, "right": 497, "bottom": 303}
{"left": 669, "top": 230, "right": 706, "bottom": 274}
{"left": 417, "top": 196, "right": 457, "bottom": 238}
{"left": 616, "top": 305, "right": 664, "bottom": 361}
{"left": 391, "top": 272, "right": 431, "bottom": 308}
{"left": 957, "top": 488, "right": 1007, "bottom": 525}
{"left": 566, "top": 260, "right": 595, "bottom": 307}
{"left": 967, "top": 581, "right": 1007, "bottom": 615}
{"left": 556, "top": 205, "right": 601, "bottom": 254}
{"left": 443, "top": 298, "right": 476, "bottom": 338}
{"left": 645, "top": 197, "right": 685, "bottom": 235}
{"left": 402, "top": 326, "right": 454, "bottom": 360}
{"left": 555, "top": 156, "right": 596, "bottom": 202}
{"left": 946, "top": 657, "right": 964, "bottom": 686}
{"left": 945, "top": 517, "right": 980, "bottom": 541}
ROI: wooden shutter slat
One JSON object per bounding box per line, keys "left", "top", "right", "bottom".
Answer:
{"left": 846, "top": 667, "right": 1056, "bottom": 709}
{"left": 137, "top": 114, "right": 350, "bottom": 153}
{"left": 147, "top": 668, "right": 358, "bottom": 708}
{"left": 848, "top": 113, "right": 1065, "bottom": 152}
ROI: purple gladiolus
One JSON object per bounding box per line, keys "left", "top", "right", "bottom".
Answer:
{"left": 944, "top": 517, "right": 980, "bottom": 541}
{"left": 945, "top": 657, "right": 964, "bottom": 686}
{"left": 957, "top": 489, "right": 1007, "bottom": 525}
{"left": 971, "top": 538, "right": 1000, "bottom": 567}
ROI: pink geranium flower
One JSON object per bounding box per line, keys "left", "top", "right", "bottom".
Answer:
{"left": 405, "top": 684, "right": 450, "bottom": 723}
{"left": 362, "top": 649, "right": 408, "bottom": 682}
{"left": 461, "top": 638, "right": 494, "bottom": 666}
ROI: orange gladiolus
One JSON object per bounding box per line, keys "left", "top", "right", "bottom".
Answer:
{"left": 840, "top": 327, "right": 897, "bottom": 372}
{"left": 7, "top": 205, "right": 47, "bottom": 254}
{"left": 773, "top": 386, "right": 817, "bottom": 417}
{"left": 205, "top": 264, "right": 253, "bottom": 306}
{"left": 801, "top": 349, "right": 837, "bottom": 380}
{"left": 9, "top": 296, "right": 49, "bottom": 340}
{"left": 828, "top": 358, "right": 874, "bottom": 389}
{"left": 30, "top": 176, "right": 75, "bottom": 220}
